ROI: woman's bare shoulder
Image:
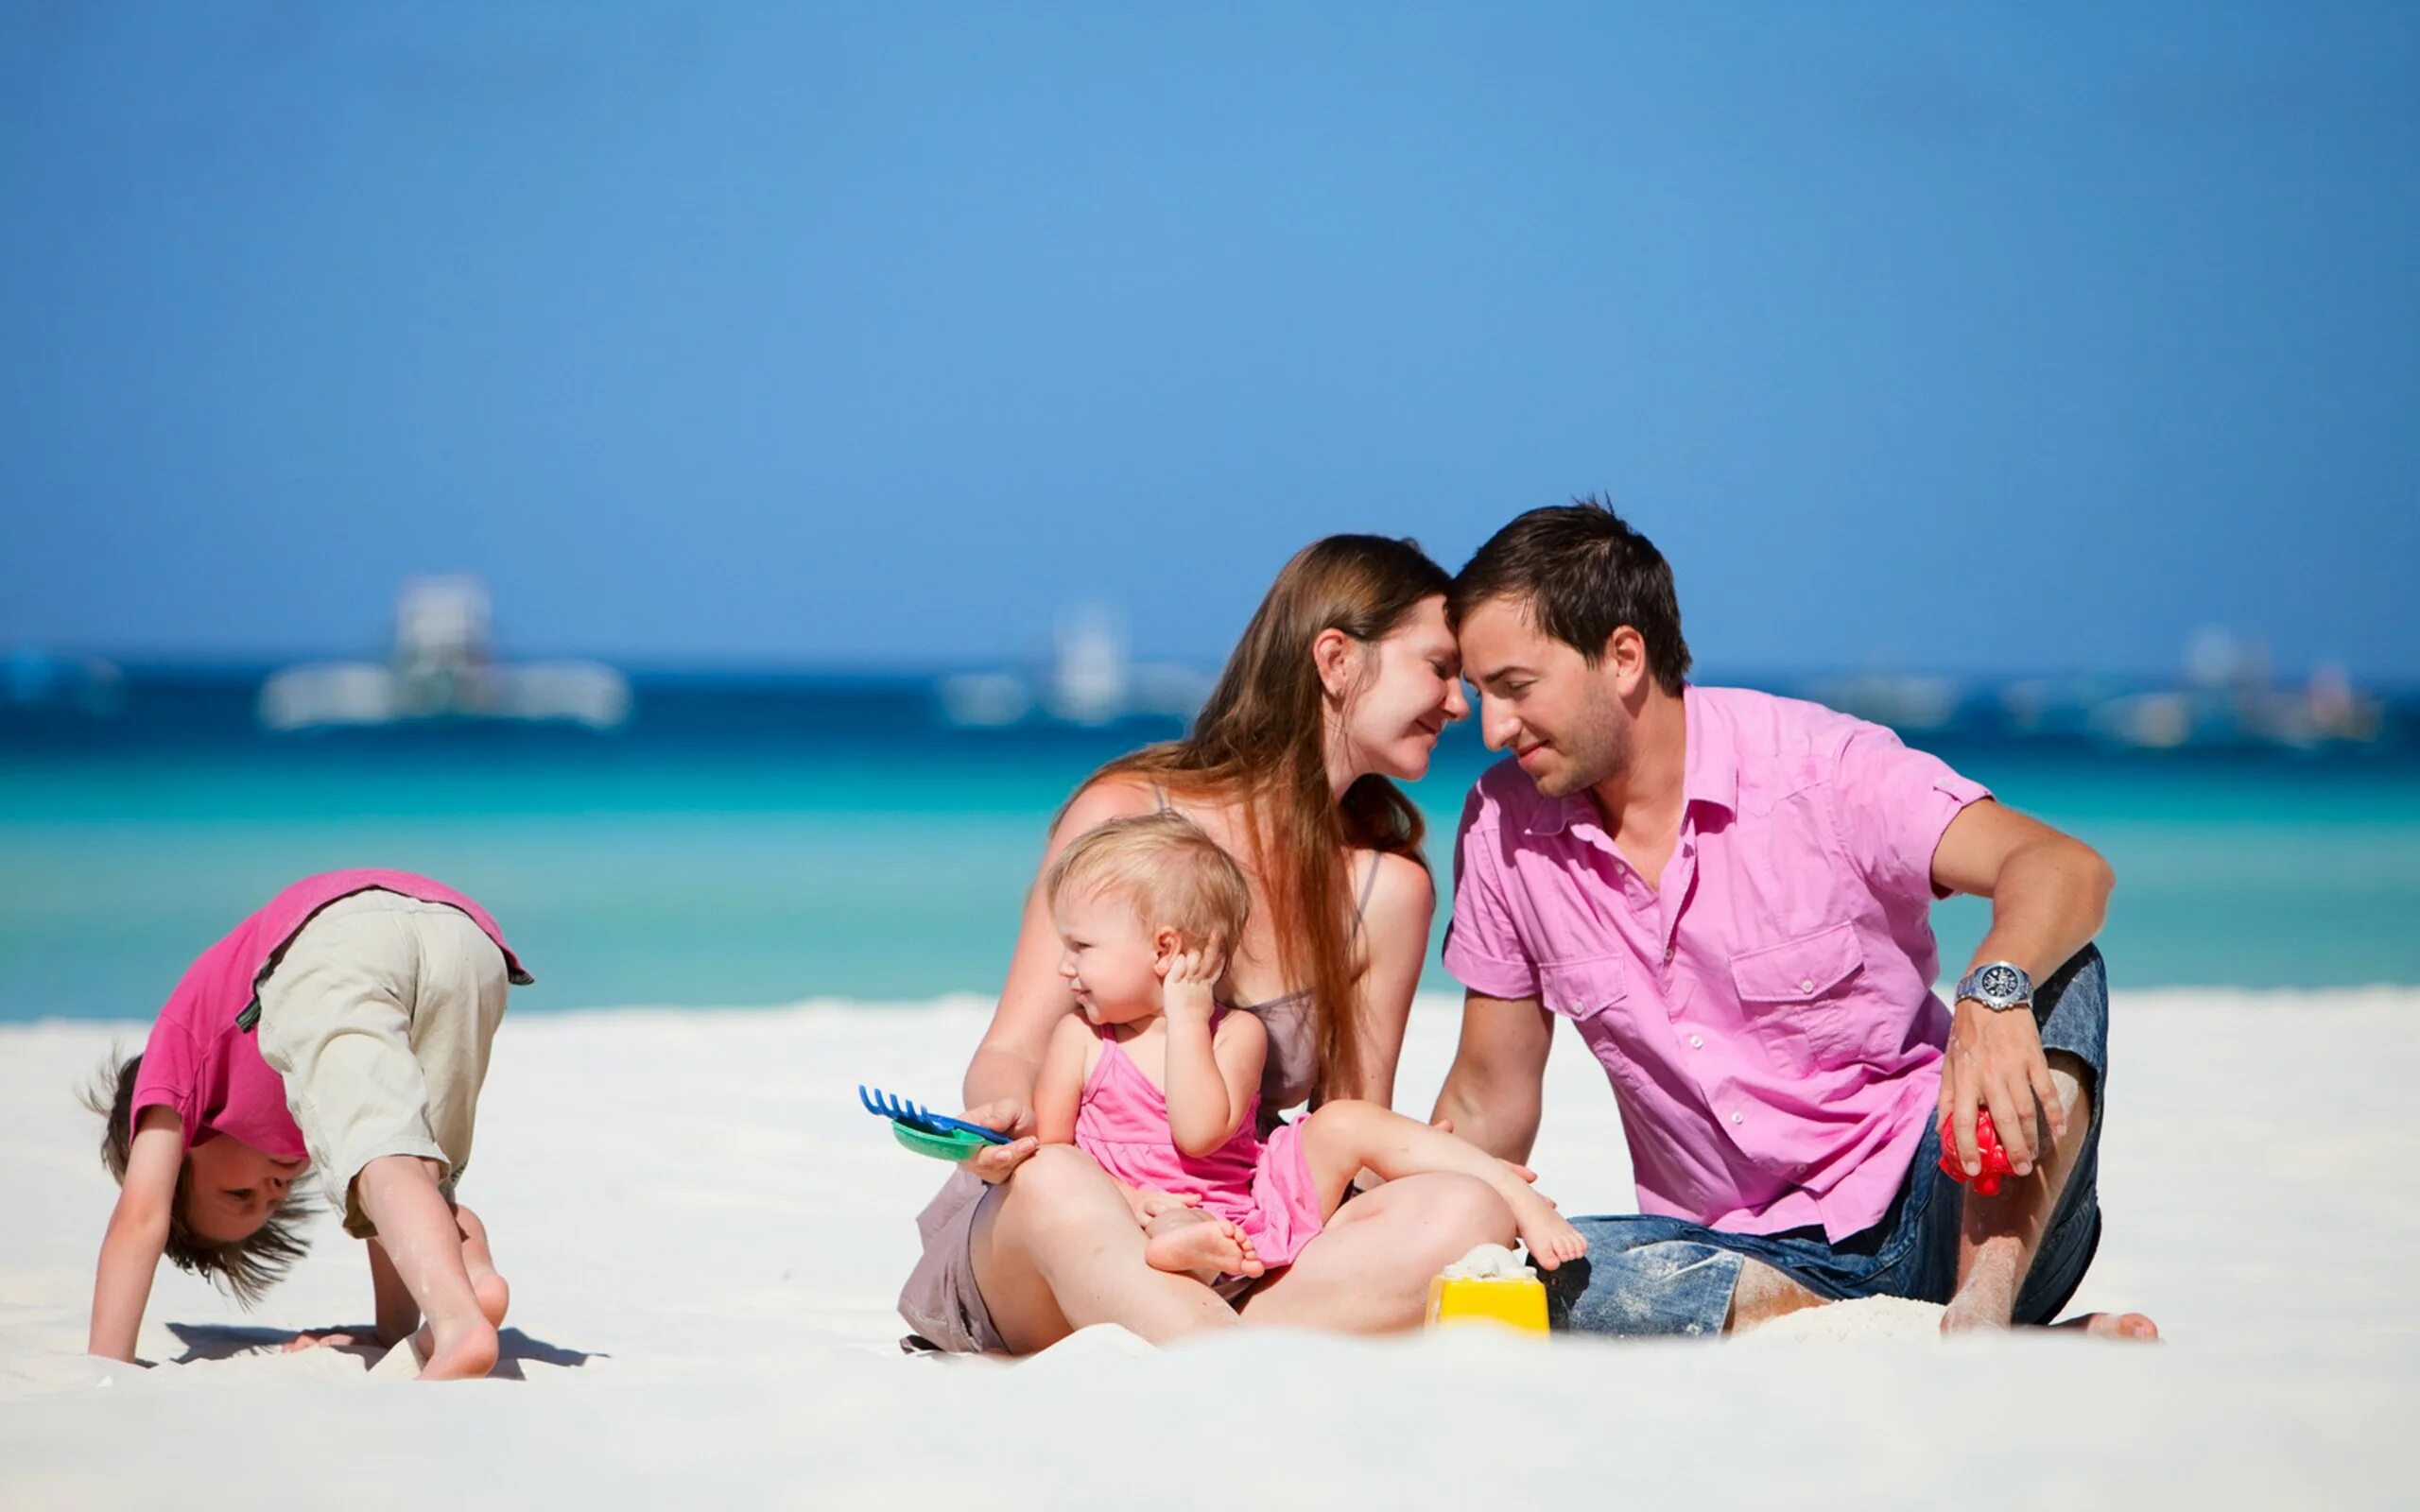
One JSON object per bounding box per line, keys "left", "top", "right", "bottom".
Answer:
{"left": 1052, "top": 773, "right": 1164, "bottom": 837}
{"left": 1357, "top": 849, "right": 1437, "bottom": 931}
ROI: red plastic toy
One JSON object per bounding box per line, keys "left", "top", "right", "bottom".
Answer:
{"left": 1937, "top": 1108, "right": 2017, "bottom": 1196}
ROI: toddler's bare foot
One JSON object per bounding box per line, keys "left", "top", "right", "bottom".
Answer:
{"left": 1143, "top": 1209, "right": 1263, "bottom": 1284}
{"left": 1508, "top": 1191, "right": 1587, "bottom": 1270}
{"left": 456, "top": 1205, "right": 511, "bottom": 1329}
{"left": 412, "top": 1313, "right": 499, "bottom": 1382}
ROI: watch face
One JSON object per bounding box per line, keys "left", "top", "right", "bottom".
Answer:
{"left": 1979, "top": 964, "right": 2023, "bottom": 1002}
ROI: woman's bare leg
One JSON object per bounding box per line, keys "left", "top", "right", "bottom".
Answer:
{"left": 1238, "top": 1171, "right": 1515, "bottom": 1335}
{"left": 969, "top": 1144, "right": 1242, "bottom": 1353}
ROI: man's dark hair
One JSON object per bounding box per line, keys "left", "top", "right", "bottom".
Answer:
{"left": 85, "top": 1051, "right": 314, "bottom": 1305}
{"left": 1449, "top": 496, "right": 1692, "bottom": 696}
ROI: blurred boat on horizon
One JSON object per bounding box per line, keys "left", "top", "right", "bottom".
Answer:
{"left": 257, "top": 576, "right": 631, "bottom": 732}
{"left": 937, "top": 602, "right": 1211, "bottom": 730}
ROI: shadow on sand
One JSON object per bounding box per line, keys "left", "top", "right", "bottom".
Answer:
{"left": 165, "top": 1321, "right": 606, "bottom": 1377}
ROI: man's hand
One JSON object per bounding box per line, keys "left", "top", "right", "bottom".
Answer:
{"left": 959, "top": 1098, "right": 1041, "bottom": 1183}
{"left": 1938, "top": 1001, "right": 2067, "bottom": 1179}
{"left": 1159, "top": 938, "right": 1222, "bottom": 1027}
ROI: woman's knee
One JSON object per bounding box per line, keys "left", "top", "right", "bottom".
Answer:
{"left": 1301, "top": 1098, "right": 1387, "bottom": 1143}
{"left": 995, "top": 1145, "right": 1122, "bottom": 1240}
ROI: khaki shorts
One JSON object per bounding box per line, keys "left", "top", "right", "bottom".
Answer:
{"left": 254, "top": 889, "right": 510, "bottom": 1238}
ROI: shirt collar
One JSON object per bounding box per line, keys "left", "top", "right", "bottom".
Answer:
{"left": 1519, "top": 684, "right": 1736, "bottom": 836}
{"left": 1679, "top": 684, "right": 1738, "bottom": 817}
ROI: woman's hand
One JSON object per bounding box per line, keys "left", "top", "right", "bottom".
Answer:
{"left": 959, "top": 1098, "right": 1041, "bottom": 1184}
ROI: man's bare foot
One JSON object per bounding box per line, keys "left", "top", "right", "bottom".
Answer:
{"left": 456, "top": 1205, "right": 510, "bottom": 1329}
{"left": 1507, "top": 1191, "right": 1587, "bottom": 1270}
{"left": 1143, "top": 1209, "right": 1263, "bottom": 1284}
{"left": 411, "top": 1314, "right": 500, "bottom": 1381}
{"left": 2050, "top": 1311, "right": 2160, "bottom": 1341}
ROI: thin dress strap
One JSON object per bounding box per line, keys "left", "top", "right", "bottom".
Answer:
{"left": 1351, "top": 850, "right": 1383, "bottom": 934}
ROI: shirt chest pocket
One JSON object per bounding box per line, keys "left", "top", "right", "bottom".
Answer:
{"left": 1727, "top": 919, "right": 1875, "bottom": 1073}
{"left": 1536, "top": 955, "right": 1635, "bottom": 1079}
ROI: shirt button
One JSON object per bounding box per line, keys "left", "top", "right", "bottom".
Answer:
{"left": 1798, "top": 978, "right": 1816, "bottom": 993}
{"left": 1730, "top": 1110, "right": 1744, "bottom": 1125}
{"left": 1664, "top": 942, "right": 1677, "bottom": 965}
{"left": 1688, "top": 1034, "right": 1704, "bottom": 1049}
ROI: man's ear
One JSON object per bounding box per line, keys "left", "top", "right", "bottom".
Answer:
{"left": 1312, "top": 627, "right": 1358, "bottom": 700}
{"left": 1603, "top": 626, "right": 1650, "bottom": 698}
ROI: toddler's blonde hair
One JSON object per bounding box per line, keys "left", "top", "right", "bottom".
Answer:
{"left": 1046, "top": 811, "right": 1251, "bottom": 951}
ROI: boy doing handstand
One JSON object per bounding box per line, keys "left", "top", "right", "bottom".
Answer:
{"left": 86, "top": 870, "right": 531, "bottom": 1380}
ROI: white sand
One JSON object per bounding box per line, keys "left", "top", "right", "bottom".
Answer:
{"left": 4, "top": 989, "right": 2415, "bottom": 1506}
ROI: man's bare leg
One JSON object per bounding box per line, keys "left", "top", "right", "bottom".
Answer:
{"left": 1942, "top": 1052, "right": 2157, "bottom": 1338}
{"left": 970, "top": 1144, "right": 1242, "bottom": 1353}
{"left": 353, "top": 1156, "right": 497, "bottom": 1380}
{"left": 1723, "top": 1259, "right": 1828, "bottom": 1333}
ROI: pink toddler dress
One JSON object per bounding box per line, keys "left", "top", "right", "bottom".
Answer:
{"left": 1074, "top": 1011, "right": 1327, "bottom": 1269}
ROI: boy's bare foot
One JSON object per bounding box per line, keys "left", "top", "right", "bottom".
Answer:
{"left": 455, "top": 1205, "right": 510, "bottom": 1329}
{"left": 412, "top": 1314, "right": 500, "bottom": 1382}
{"left": 1507, "top": 1190, "right": 1587, "bottom": 1270}
{"left": 1143, "top": 1209, "right": 1263, "bottom": 1284}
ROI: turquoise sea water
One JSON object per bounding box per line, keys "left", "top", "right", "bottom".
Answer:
{"left": 4, "top": 674, "right": 2416, "bottom": 1022}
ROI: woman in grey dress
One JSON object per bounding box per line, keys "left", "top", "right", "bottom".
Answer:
{"left": 900, "top": 535, "right": 1520, "bottom": 1352}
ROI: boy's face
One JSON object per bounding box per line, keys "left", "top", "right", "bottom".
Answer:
{"left": 182, "top": 1134, "right": 305, "bottom": 1245}
{"left": 1053, "top": 885, "right": 1167, "bottom": 1025}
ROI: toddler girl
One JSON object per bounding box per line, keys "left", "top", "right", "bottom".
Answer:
{"left": 1032, "top": 812, "right": 1584, "bottom": 1283}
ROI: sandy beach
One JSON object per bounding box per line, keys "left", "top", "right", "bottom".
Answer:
{"left": 4, "top": 988, "right": 2412, "bottom": 1507}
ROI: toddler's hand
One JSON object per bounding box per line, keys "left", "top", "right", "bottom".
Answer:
{"left": 1160, "top": 938, "right": 1224, "bottom": 1025}
{"left": 1124, "top": 1185, "right": 1203, "bottom": 1227}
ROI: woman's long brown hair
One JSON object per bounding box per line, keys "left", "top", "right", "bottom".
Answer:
{"left": 1076, "top": 535, "right": 1450, "bottom": 1099}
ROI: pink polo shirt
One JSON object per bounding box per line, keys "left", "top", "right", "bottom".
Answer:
{"left": 130, "top": 870, "right": 531, "bottom": 1159}
{"left": 1443, "top": 686, "right": 1991, "bottom": 1243}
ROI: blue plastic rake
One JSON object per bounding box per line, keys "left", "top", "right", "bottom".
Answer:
{"left": 857, "top": 1085, "right": 1013, "bottom": 1146}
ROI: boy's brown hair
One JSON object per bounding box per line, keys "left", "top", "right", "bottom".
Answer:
{"left": 84, "top": 1052, "right": 314, "bottom": 1305}
{"left": 1046, "top": 811, "right": 1252, "bottom": 954}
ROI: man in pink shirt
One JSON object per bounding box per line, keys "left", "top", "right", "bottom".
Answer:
{"left": 1433, "top": 503, "right": 2156, "bottom": 1338}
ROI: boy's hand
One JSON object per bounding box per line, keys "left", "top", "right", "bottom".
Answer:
{"left": 1160, "top": 939, "right": 1224, "bottom": 1027}
{"left": 284, "top": 1328, "right": 377, "bottom": 1353}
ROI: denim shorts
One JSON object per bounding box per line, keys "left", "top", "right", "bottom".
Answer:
{"left": 1544, "top": 946, "right": 2109, "bottom": 1338}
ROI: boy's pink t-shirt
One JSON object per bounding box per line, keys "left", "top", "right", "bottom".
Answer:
{"left": 129, "top": 870, "right": 532, "bottom": 1157}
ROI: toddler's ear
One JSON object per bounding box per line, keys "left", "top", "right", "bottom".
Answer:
{"left": 1151, "top": 925, "right": 1182, "bottom": 976}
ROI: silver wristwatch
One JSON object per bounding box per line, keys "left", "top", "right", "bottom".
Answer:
{"left": 1954, "top": 960, "right": 2033, "bottom": 1012}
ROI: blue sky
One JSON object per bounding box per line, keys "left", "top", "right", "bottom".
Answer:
{"left": 3, "top": 4, "right": 2414, "bottom": 677}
